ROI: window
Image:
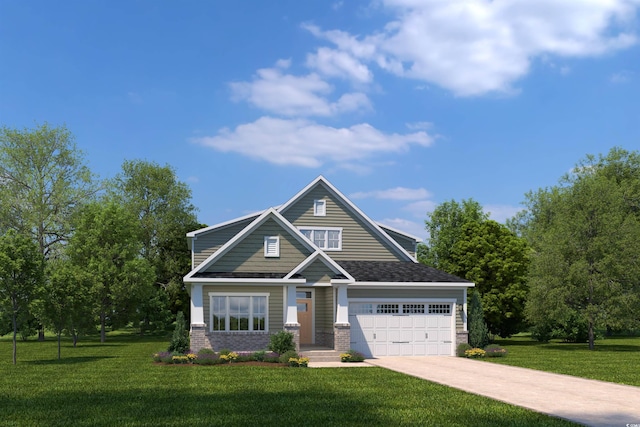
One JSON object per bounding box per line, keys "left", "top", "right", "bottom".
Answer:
{"left": 314, "top": 199, "right": 326, "bottom": 216}
{"left": 377, "top": 304, "right": 399, "bottom": 314}
{"left": 264, "top": 236, "right": 279, "bottom": 257}
{"left": 428, "top": 304, "right": 451, "bottom": 314}
{"left": 299, "top": 227, "right": 342, "bottom": 250}
{"left": 210, "top": 294, "right": 269, "bottom": 332}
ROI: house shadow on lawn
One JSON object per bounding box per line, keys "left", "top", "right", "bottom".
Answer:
{"left": 26, "top": 356, "right": 117, "bottom": 365}
{"left": 2, "top": 386, "right": 571, "bottom": 427}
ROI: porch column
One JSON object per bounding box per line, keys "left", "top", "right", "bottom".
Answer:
{"left": 190, "top": 284, "right": 205, "bottom": 327}
{"left": 283, "top": 285, "right": 300, "bottom": 351}
{"left": 335, "top": 285, "right": 349, "bottom": 325}
{"left": 189, "top": 283, "right": 207, "bottom": 353}
{"left": 284, "top": 285, "right": 298, "bottom": 325}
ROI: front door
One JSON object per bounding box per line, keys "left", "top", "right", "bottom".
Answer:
{"left": 296, "top": 291, "right": 313, "bottom": 345}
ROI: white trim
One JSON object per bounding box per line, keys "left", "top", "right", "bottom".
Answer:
{"left": 277, "top": 176, "right": 415, "bottom": 262}
{"left": 349, "top": 297, "right": 456, "bottom": 303}
{"left": 186, "top": 211, "right": 263, "bottom": 238}
{"left": 284, "top": 250, "right": 354, "bottom": 281}
{"left": 349, "top": 282, "right": 474, "bottom": 288}
{"left": 348, "top": 298, "right": 456, "bottom": 356}
{"left": 208, "top": 292, "right": 270, "bottom": 333}
{"left": 264, "top": 235, "right": 280, "bottom": 257}
{"left": 185, "top": 278, "right": 306, "bottom": 284}
{"left": 298, "top": 226, "right": 343, "bottom": 251}
{"left": 377, "top": 223, "right": 423, "bottom": 243}
{"left": 184, "top": 208, "right": 316, "bottom": 280}
{"left": 314, "top": 199, "right": 326, "bottom": 216}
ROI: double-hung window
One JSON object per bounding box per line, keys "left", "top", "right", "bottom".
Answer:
{"left": 210, "top": 293, "right": 268, "bottom": 332}
{"left": 299, "top": 227, "right": 342, "bottom": 250}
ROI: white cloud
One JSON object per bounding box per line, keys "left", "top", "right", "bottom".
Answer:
{"left": 610, "top": 70, "right": 634, "bottom": 83}
{"left": 229, "top": 61, "right": 371, "bottom": 116}
{"left": 306, "top": 0, "right": 639, "bottom": 96}
{"left": 306, "top": 47, "right": 373, "bottom": 83}
{"left": 484, "top": 204, "right": 522, "bottom": 223}
{"left": 350, "top": 187, "right": 432, "bottom": 200}
{"left": 379, "top": 218, "right": 427, "bottom": 241}
{"left": 192, "top": 116, "right": 433, "bottom": 168}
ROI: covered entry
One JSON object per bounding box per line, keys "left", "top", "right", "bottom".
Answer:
{"left": 349, "top": 301, "right": 454, "bottom": 357}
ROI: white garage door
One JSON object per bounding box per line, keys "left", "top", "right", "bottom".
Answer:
{"left": 349, "top": 302, "right": 453, "bottom": 357}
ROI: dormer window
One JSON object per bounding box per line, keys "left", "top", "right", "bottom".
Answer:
{"left": 314, "top": 199, "right": 326, "bottom": 216}
{"left": 264, "top": 236, "right": 280, "bottom": 257}
{"left": 299, "top": 227, "right": 342, "bottom": 250}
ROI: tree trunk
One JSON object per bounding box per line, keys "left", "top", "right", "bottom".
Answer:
{"left": 57, "top": 332, "right": 61, "bottom": 360}
{"left": 12, "top": 313, "right": 17, "bottom": 365}
{"left": 588, "top": 319, "right": 595, "bottom": 351}
{"left": 100, "top": 311, "right": 106, "bottom": 343}
{"left": 38, "top": 326, "right": 45, "bottom": 342}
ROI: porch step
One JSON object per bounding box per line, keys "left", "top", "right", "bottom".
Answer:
{"left": 300, "top": 348, "right": 342, "bottom": 363}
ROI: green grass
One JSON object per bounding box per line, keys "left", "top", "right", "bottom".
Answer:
{"left": 488, "top": 335, "right": 640, "bottom": 387}
{"left": 0, "top": 333, "right": 576, "bottom": 427}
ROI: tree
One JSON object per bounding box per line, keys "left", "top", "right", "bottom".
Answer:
{"left": 0, "top": 123, "right": 98, "bottom": 341}
{"left": 468, "top": 290, "right": 489, "bottom": 348}
{"left": 0, "top": 123, "right": 97, "bottom": 259}
{"left": 67, "top": 200, "right": 155, "bottom": 342}
{"left": 108, "top": 160, "right": 200, "bottom": 325}
{"left": 34, "top": 259, "right": 94, "bottom": 358}
{"left": 419, "top": 199, "right": 488, "bottom": 271}
{"left": 524, "top": 148, "right": 640, "bottom": 349}
{"left": 168, "top": 311, "right": 189, "bottom": 354}
{"left": 0, "top": 230, "right": 44, "bottom": 364}
{"left": 449, "top": 220, "right": 530, "bottom": 337}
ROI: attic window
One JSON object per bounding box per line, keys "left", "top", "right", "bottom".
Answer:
{"left": 314, "top": 199, "right": 326, "bottom": 216}
{"left": 264, "top": 236, "right": 280, "bottom": 257}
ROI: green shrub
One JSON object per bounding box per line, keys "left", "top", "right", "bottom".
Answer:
{"left": 456, "top": 343, "right": 472, "bottom": 357}
{"left": 484, "top": 344, "right": 508, "bottom": 358}
{"left": 268, "top": 331, "right": 295, "bottom": 354}
{"left": 279, "top": 349, "right": 299, "bottom": 364}
{"left": 468, "top": 290, "right": 490, "bottom": 349}
{"left": 197, "top": 347, "right": 215, "bottom": 356}
{"left": 219, "top": 348, "right": 232, "bottom": 356}
{"left": 252, "top": 350, "right": 266, "bottom": 361}
{"left": 167, "top": 311, "right": 190, "bottom": 354}
{"left": 340, "top": 349, "right": 365, "bottom": 362}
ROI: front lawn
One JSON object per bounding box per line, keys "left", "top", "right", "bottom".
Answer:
{"left": 488, "top": 335, "right": 640, "bottom": 387}
{"left": 0, "top": 333, "right": 575, "bottom": 426}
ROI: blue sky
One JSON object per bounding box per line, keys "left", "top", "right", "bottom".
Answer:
{"left": 2, "top": 1, "right": 639, "bottom": 239}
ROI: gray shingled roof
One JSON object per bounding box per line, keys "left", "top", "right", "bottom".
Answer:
{"left": 338, "top": 261, "right": 470, "bottom": 283}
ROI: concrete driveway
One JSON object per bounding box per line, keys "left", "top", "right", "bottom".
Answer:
{"left": 366, "top": 356, "right": 640, "bottom": 427}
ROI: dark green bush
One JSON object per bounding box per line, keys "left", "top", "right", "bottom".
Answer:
{"left": 268, "top": 331, "right": 295, "bottom": 354}
{"left": 219, "top": 348, "right": 232, "bottom": 356}
{"left": 252, "top": 350, "right": 266, "bottom": 361}
{"left": 167, "top": 311, "right": 190, "bottom": 354}
{"left": 456, "top": 343, "right": 472, "bottom": 357}
{"left": 484, "top": 344, "right": 508, "bottom": 358}
{"left": 279, "top": 350, "right": 299, "bottom": 364}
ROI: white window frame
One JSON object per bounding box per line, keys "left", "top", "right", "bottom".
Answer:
{"left": 314, "top": 199, "right": 326, "bottom": 216}
{"left": 264, "top": 235, "right": 280, "bottom": 257}
{"left": 208, "top": 293, "right": 270, "bottom": 333}
{"left": 299, "top": 227, "right": 342, "bottom": 251}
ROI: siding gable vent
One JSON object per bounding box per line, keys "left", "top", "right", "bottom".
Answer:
{"left": 264, "top": 236, "right": 280, "bottom": 257}
{"left": 314, "top": 199, "right": 326, "bottom": 216}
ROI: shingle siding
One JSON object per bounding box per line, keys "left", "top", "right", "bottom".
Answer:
{"left": 282, "top": 183, "right": 406, "bottom": 261}
{"left": 203, "top": 218, "right": 311, "bottom": 274}
{"left": 193, "top": 218, "right": 254, "bottom": 266}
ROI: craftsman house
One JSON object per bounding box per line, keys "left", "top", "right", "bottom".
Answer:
{"left": 184, "top": 176, "right": 473, "bottom": 357}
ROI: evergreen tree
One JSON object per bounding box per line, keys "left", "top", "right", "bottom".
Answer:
{"left": 168, "top": 311, "right": 190, "bottom": 354}
{"left": 468, "top": 290, "right": 490, "bottom": 348}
